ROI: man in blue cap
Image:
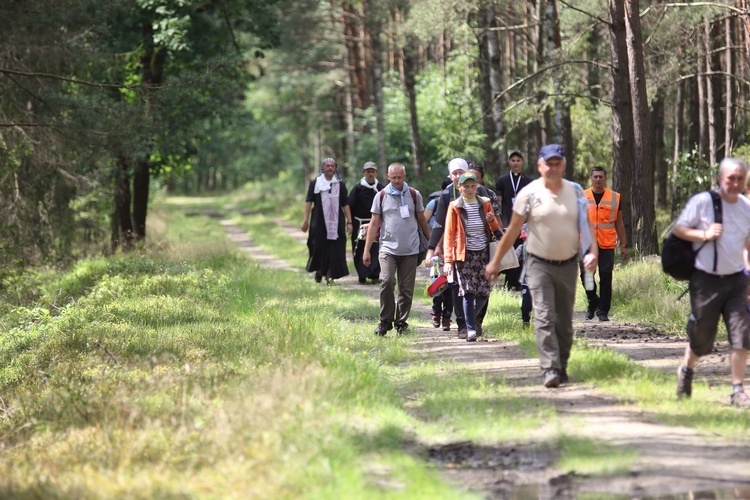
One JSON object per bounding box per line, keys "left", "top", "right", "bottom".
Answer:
{"left": 485, "top": 144, "right": 598, "bottom": 388}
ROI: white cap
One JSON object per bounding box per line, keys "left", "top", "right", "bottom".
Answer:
{"left": 447, "top": 158, "right": 468, "bottom": 175}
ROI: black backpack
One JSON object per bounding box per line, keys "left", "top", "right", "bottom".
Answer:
{"left": 661, "top": 191, "right": 722, "bottom": 281}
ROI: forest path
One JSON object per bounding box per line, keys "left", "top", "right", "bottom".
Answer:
{"left": 211, "top": 207, "right": 750, "bottom": 498}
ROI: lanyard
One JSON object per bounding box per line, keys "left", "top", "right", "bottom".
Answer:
{"left": 510, "top": 173, "right": 522, "bottom": 195}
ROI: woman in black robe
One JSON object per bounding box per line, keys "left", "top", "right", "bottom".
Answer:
{"left": 301, "top": 158, "right": 352, "bottom": 284}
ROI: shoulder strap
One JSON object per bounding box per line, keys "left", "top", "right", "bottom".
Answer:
{"left": 379, "top": 189, "right": 385, "bottom": 204}
{"left": 409, "top": 187, "right": 418, "bottom": 219}
{"left": 708, "top": 190, "right": 722, "bottom": 273}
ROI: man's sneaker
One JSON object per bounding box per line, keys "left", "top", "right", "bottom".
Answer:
{"left": 431, "top": 315, "right": 440, "bottom": 328}
{"left": 457, "top": 327, "right": 468, "bottom": 340}
{"left": 375, "top": 321, "right": 393, "bottom": 336}
{"left": 730, "top": 390, "right": 750, "bottom": 408}
{"left": 598, "top": 313, "right": 610, "bottom": 322}
{"left": 442, "top": 317, "right": 451, "bottom": 331}
{"left": 466, "top": 330, "right": 478, "bottom": 342}
{"left": 559, "top": 369, "right": 569, "bottom": 384}
{"left": 676, "top": 364, "right": 693, "bottom": 398}
{"left": 395, "top": 322, "right": 408, "bottom": 334}
{"left": 543, "top": 369, "right": 560, "bottom": 388}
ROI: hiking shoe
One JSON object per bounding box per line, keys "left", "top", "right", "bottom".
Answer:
{"left": 314, "top": 273, "right": 323, "bottom": 283}
{"left": 676, "top": 365, "right": 693, "bottom": 398}
{"left": 457, "top": 327, "right": 468, "bottom": 340}
{"left": 431, "top": 315, "right": 440, "bottom": 328}
{"left": 598, "top": 313, "right": 610, "bottom": 322}
{"left": 559, "top": 369, "right": 569, "bottom": 384}
{"left": 466, "top": 330, "right": 478, "bottom": 342}
{"left": 730, "top": 390, "right": 750, "bottom": 408}
{"left": 395, "top": 322, "right": 408, "bottom": 335}
{"left": 358, "top": 277, "right": 367, "bottom": 284}
{"left": 543, "top": 369, "right": 560, "bottom": 388}
{"left": 442, "top": 317, "right": 451, "bottom": 331}
{"left": 375, "top": 321, "right": 393, "bottom": 336}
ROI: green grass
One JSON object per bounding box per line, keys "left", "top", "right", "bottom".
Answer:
{"left": 2, "top": 186, "right": 748, "bottom": 496}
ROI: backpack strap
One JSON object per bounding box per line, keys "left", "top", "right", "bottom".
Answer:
{"left": 708, "top": 190, "right": 722, "bottom": 273}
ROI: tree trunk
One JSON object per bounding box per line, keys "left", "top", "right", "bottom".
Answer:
{"left": 739, "top": 0, "right": 750, "bottom": 71}
{"left": 403, "top": 35, "right": 423, "bottom": 177}
{"left": 115, "top": 155, "right": 135, "bottom": 251}
{"left": 607, "top": 0, "right": 635, "bottom": 246}
{"left": 133, "top": 19, "right": 165, "bottom": 243}
{"left": 132, "top": 159, "right": 150, "bottom": 241}
{"left": 369, "top": 16, "right": 387, "bottom": 176}
{"left": 725, "top": 15, "right": 734, "bottom": 156}
{"left": 341, "top": 3, "right": 369, "bottom": 109}
{"left": 651, "top": 90, "right": 666, "bottom": 208}
{"left": 624, "top": 0, "right": 658, "bottom": 255}
{"left": 672, "top": 80, "right": 684, "bottom": 213}
{"left": 704, "top": 19, "right": 717, "bottom": 168}
{"left": 477, "top": 3, "right": 504, "bottom": 175}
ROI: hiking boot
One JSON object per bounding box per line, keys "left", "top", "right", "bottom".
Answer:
{"left": 466, "top": 330, "right": 478, "bottom": 342}
{"left": 441, "top": 316, "right": 451, "bottom": 331}
{"left": 543, "top": 369, "right": 560, "bottom": 388}
{"left": 375, "top": 321, "right": 393, "bottom": 336}
{"left": 598, "top": 313, "right": 610, "bottom": 322}
{"left": 431, "top": 314, "right": 440, "bottom": 328}
{"left": 457, "top": 327, "right": 468, "bottom": 340}
{"left": 559, "top": 369, "right": 569, "bottom": 384}
{"left": 676, "top": 365, "right": 693, "bottom": 398}
{"left": 395, "top": 322, "right": 408, "bottom": 335}
{"left": 730, "top": 390, "right": 750, "bottom": 408}
{"left": 314, "top": 273, "right": 322, "bottom": 283}
{"left": 358, "top": 277, "right": 367, "bottom": 284}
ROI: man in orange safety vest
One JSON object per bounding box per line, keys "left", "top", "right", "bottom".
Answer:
{"left": 582, "top": 166, "right": 628, "bottom": 322}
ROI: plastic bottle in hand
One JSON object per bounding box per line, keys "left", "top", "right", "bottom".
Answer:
{"left": 584, "top": 270, "right": 595, "bottom": 291}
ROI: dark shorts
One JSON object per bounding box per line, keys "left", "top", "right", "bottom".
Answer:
{"left": 687, "top": 271, "right": 750, "bottom": 356}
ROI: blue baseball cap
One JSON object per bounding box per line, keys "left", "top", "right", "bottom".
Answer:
{"left": 538, "top": 144, "right": 565, "bottom": 160}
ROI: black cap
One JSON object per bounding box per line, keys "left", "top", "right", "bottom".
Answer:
{"left": 509, "top": 150, "right": 523, "bottom": 160}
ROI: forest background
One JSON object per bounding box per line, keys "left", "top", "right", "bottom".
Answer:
{"left": 3, "top": 0, "right": 750, "bottom": 282}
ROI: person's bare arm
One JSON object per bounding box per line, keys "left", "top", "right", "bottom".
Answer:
{"left": 362, "top": 213, "right": 381, "bottom": 267}
{"left": 301, "top": 201, "right": 312, "bottom": 232}
{"left": 674, "top": 223, "right": 723, "bottom": 243}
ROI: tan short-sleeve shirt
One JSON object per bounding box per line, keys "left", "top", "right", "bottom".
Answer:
{"left": 513, "top": 179, "right": 579, "bottom": 261}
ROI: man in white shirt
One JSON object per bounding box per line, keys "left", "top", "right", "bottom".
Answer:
{"left": 674, "top": 157, "right": 750, "bottom": 408}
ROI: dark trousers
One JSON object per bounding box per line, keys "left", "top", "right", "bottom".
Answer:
{"left": 432, "top": 289, "right": 453, "bottom": 318}
{"left": 502, "top": 238, "right": 524, "bottom": 291}
{"left": 580, "top": 248, "right": 615, "bottom": 315}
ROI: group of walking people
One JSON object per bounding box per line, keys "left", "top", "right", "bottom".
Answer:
{"left": 301, "top": 147, "right": 750, "bottom": 408}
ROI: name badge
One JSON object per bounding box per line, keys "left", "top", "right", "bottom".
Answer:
{"left": 511, "top": 197, "right": 516, "bottom": 205}
{"left": 400, "top": 205, "right": 410, "bottom": 218}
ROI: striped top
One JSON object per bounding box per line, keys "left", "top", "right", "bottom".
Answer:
{"left": 464, "top": 201, "right": 487, "bottom": 251}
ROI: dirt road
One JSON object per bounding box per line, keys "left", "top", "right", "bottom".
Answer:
{"left": 213, "top": 209, "right": 750, "bottom": 498}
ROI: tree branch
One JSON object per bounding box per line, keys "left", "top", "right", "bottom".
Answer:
{"left": 644, "top": 2, "right": 745, "bottom": 16}
{"left": 559, "top": 0, "right": 612, "bottom": 26}
{"left": 0, "top": 68, "right": 158, "bottom": 89}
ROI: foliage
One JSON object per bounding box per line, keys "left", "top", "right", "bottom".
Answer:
{"left": 667, "top": 149, "right": 714, "bottom": 210}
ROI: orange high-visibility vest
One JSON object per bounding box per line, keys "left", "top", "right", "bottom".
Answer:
{"left": 585, "top": 188, "right": 620, "bottom": 249}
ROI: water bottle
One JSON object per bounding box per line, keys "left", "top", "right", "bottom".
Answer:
{"left": 584, "top": 270, "right": 595, "bottom": 291}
